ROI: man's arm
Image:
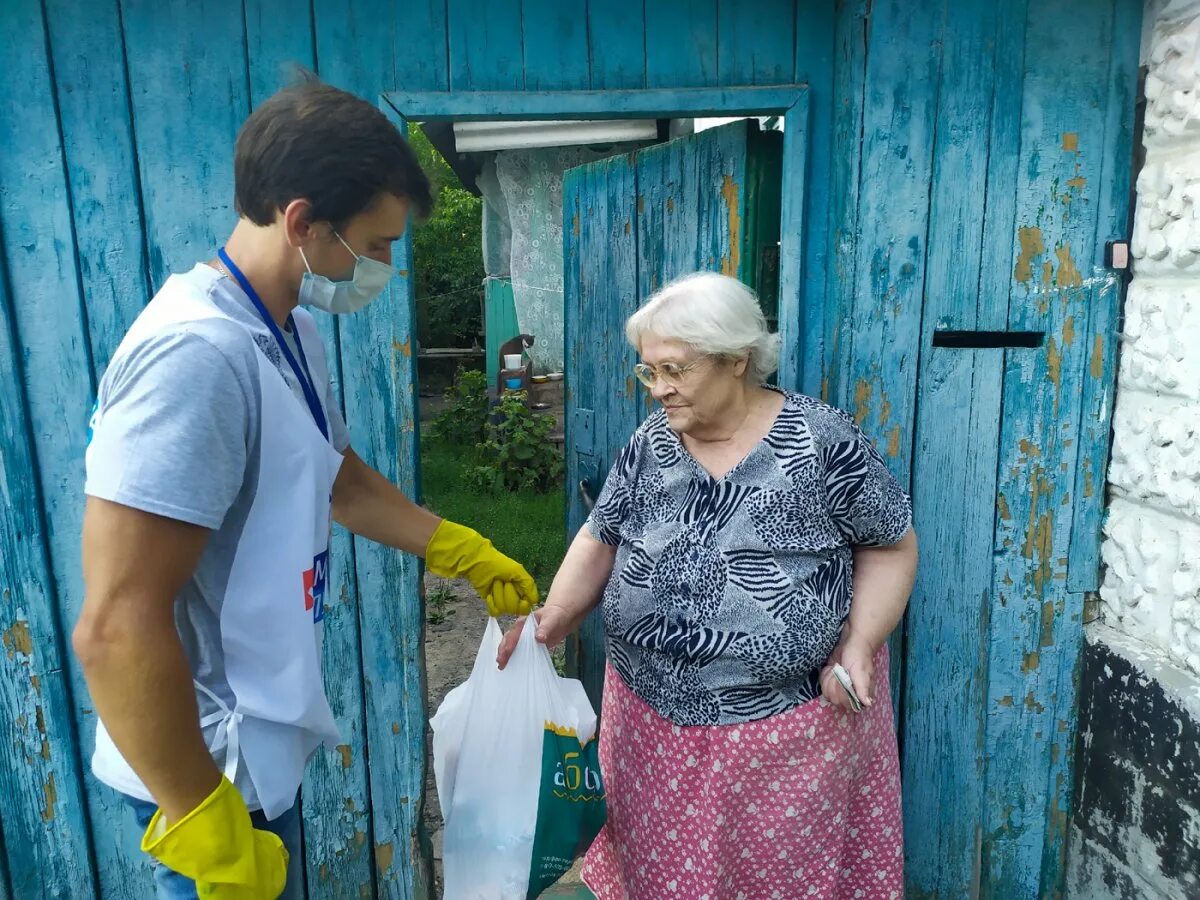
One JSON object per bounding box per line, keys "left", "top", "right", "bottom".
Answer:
{"left": 331, "top": 446, "right": 537, "bottom": 615}
{"left": 330, "top": 447, "right": 442, "bottom": 551}
{"left": 74, "top": 497, "right": 222, "bottom": 823}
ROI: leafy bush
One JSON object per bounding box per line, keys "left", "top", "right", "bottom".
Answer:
{"left": 410, "top": 126, "right": 484, "bottom": 349}
{"left": 430, "top": 368, "right": 489, "bottom": 447}
{"left": 470, "top": 391, "right": 564, "bottom": 494}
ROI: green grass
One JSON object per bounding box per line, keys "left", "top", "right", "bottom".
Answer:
{"left": 421, "top": 436, "right": 566, "bottom": 598}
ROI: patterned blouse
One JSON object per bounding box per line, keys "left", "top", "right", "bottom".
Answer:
{"left": 586, "top": 389, "right": 912, "bottom": 727}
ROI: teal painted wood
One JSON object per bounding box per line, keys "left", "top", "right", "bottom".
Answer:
{"left": 521, "top": 0, "right": 589, "bottom": 91}
{"left": 120, "top": 0, "right": 249, "bottom": 287}
{"left": 1066, "top": 0, "right": 1141, "bottom": 595}
{"left": 0, "top": 2, "right": 102, "bottom": 896}
{"left": 822, "top": 0, "right": 868, "bottom": 407}
{"left": 447, "top": 0, "right": 525, "bottom": 91}
{"left": 644, "top": 0, "right": 719, "bottom": 88}
{"left": 313, "top": 0, "right": 448, "bottom": 93}
{"left": 561, "top": 152, "right": 639, "bottom": 707}
{"left": 717, "top": 0, "right": 795, "bottom": 86}
{"left": 792, "top": 0, "right": 836, "bottom": 396}
{"left": 776, "top": 94, "right": 810, "bottom": 392}
{"left": 844, "top": 0, "right": 944, "bottom": 718}
{"left": 1045, "top": 1, "right": 1139, "bottom": 893}
{"left": 302, "top": 514, "right": 376, "bottom": 900}
{"left": 636, "top": 120, "right": 750, "bottom": 288}
{"left": 44, "top": 0, "right": 152, "bottom": 371}
{"left": 0, "top": 817, "right": 9, "bottom": 900}
{"left": 585, "top": 1, "right": 646, "bottom": 89}
{"left": 561, "top": 167, "right": 590, "bottom": 541}
{"left": 41, "top": 0, "right": 159, "bottom": 891}
{"left": 335, "top": 106, "right": 432, "bottom": 900}
{"left": 983, "top": 1, "right": 1117, "bottom": 893}
{"left": 484, "top": 277, "right": 520, "bottom": 391}
{"left": 245, "top": 0, "right": 316, "bottom": 106}
{"left": 901, "top": 3, "right": 1005, "bottom": 896}
{"left": 0, "top": 254, "right": 98, "bottom": 900}
{"left": 384, "top": 86, "right": 810, "bottom": 121}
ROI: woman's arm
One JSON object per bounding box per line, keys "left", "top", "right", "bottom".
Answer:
{"left": 821, "top": 527, "right": 918, "bottom": 709}
{"left": 497, "top": 528, "right": 617, "bottom": 667}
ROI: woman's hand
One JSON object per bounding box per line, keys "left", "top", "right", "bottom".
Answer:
{"left": 496, "top": 605, "right": 577, "bottom": 670}
{"left": 820, "top": 631, "right": 877, "bottom": 711}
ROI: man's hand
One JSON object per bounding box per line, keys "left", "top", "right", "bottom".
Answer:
{"left": 424, "top": 520, "right": 538, "bottom": 616}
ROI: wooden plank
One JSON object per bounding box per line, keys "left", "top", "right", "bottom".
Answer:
{"left": 822, "top": 0, "right": 868, "bottom": 407}
{"left": 1066, "top": 0, "right": 1141, "bottom": 595}
{"left": 900, "top": 3, "right": 1005, "bottom": 896}
{"left": 0, "top": 2, "right": 105, "bottom": 896}
{"left": 776, "top": 94, "right": 810, "bottom": 391}
{"left": 842, "top": 0, "right": 944, "bottom": 718}
{"left": 120, "top": 0, "right": 249, "bottom": 288}
{"left": 384, "top": 85, "right": 806, "bottom": 121}
{"left": 314, "top": 0, "right": 448, "bottom": 94}
{"left": 447, "top": 0, "right": 525, "bottom": 91}
{"left": 335, "top": 106, "right": 432, "bottom": 900}
{"left": 561, "top": 152, "right": 638, "bottom": 707}
{"left": 485, "top": 277, "right": 521, "bottom": 391}
{"left": 40, "top": 0, "right": 158, "bottom": 892}
{"left": 717, "top": 0, "right": 795, "bottom": 86}
{"left": 245, "top": 0, "right": 315, "bottom": 106}
{"left": 793, "top": 0, "right": 837, "bottom": 396}
{"left": 586, "top": 1, "right": 646, "bottom": 89}
{"left": 0, "top": 817, "right": 10, "bottom": 900}
{"left": 521, "top": 0, "right": 590, "bottom": 91}
{"left": 644, "top": 0, "right": 719, "bottom": 88}
{"left": 638, "top": 120, "right": 750, "bottom": 289}
{"left": 983, "top": 0, "right": 1116, "bottom": 893}
{"left": 1044, "top": 5, "right": 1141, "bottom": 891}
{"left": 0, "top": 230, "right": 96, "bottom": 900}
{"left": 44, "top": 0, "right": 151, "bottom": 371}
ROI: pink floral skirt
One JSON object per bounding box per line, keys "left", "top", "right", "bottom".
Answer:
{"left": 581, "top": 652, "right": 904, "bottom": 899}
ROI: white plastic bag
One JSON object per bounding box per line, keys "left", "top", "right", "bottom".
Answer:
{"left": 431, "top": 617, "right": 606, "bottom": 899}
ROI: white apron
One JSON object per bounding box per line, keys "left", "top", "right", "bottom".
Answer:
{"left": 90, "top": 272, "right": 343, "bottom": 819}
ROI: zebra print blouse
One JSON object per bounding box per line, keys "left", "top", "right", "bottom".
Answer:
{"left": 586, "top": 388, "right": 912, "bottom": 727}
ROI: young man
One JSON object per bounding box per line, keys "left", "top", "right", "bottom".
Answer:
{"left": 74, "top": 78, "right": 536, "bottom": 899}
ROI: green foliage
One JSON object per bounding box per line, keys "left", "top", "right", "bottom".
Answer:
{"left": 426, "top": 585, "right": 457, "bottom": 625}
{"left": 421, "top": 437, "right": 565, "bottom": 598}
{"left": 470, "top": 391, "right": 564, "bottom": 495}
{"left": 430, "top": 368, "right": 489, "bottom": 447}
{"left": 409, "top": 126, "right": 485, "bottom": 349}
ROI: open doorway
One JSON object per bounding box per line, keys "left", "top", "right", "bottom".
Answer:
{"left": 406, "top": 108, "right": 792, "bottom": 895}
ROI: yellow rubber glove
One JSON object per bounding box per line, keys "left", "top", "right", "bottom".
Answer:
{"left": 141, "top": 776, "right": 288, "bottom": 899}
{"left": 425, "top": 520, "right": 538, "bottom": 616}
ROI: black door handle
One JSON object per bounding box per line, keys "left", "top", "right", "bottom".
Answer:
{"left": 579, "top": 479, "right": 596, "bottom": 512}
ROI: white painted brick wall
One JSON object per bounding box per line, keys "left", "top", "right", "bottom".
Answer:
{"left": 1103, "top": 0, "right": 1200, "bottom": 673}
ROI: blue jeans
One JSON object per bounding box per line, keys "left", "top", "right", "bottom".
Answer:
{"left": 124, "top": 794, "right": 304, "bottom": 900}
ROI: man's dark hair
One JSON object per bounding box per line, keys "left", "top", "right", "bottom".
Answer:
{"left": 234, "top": 75, "right": 433, "bottom": 228}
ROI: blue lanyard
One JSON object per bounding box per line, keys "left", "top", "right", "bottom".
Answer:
{"left": 218, "top": 248, "right": 329, "bottom": 440}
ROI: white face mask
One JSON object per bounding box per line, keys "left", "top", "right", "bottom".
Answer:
{"left": 298, "top": 231, "right": 396, "bottom": 314}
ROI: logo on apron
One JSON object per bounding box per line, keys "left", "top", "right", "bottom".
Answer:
{"left": 303, "top": 550, "right": 329, "bottom": 623}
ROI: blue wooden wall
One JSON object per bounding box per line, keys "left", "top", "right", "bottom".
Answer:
{"left": 0, "top": 0, "right": 1139, "bottom": 898}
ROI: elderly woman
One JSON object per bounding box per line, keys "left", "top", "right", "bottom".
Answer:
{"left": 499, "top": 272, "right": 917, "bottom": 898}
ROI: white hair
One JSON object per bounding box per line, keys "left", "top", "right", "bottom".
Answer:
{"left": 625, "top": 272, "right": 781, "bottom": 382}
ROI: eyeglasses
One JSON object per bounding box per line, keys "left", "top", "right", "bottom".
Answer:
{"left": 633, "top": 360, "right": 704, "bottom": 388}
